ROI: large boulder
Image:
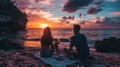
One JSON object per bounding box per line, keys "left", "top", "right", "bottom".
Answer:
{"left": 0, "top": 38, "right": 24, "bottom": 50}
{"left": 116, "top": 38, "right": 120, "bottom": 51}
{"left": 94, "top": 37, "right": 120, "bottom": 52}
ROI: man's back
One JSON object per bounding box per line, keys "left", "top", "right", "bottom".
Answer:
{"left": 71, "top": 33, "right": 89, "bottom": 56}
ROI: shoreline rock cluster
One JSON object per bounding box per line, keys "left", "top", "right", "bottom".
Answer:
{"left": 0, "top": 38, "right": 24, "bottom": 50}
{"left": 94, "top": 37, "right": 120, "bottom": 52}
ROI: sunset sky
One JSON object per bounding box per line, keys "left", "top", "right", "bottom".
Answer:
{"left": 13, "top": 0, "right": 120, "bottom": 29}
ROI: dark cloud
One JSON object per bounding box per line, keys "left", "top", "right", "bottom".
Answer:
{"left": 12, "top": 0, "right": 31, "bottom": 8}
{"left": 61, "top": 16, "right": 75, "bottom": 24}
{"left": 62, "top": 16, "right": 74, "bottom": 20}
{"left": 62, "top": 0, "right": 94, "bottom": 13}
{"left": 93, "top": 1, "right": 103, "bottom": 5}
{"left": 92, "top": 0, "right": 104, "bottom": 7}
{"left": 87, "top": 7, "right": 102, "bottom": 14}
{"left": 87, "top": 0, "right": 104, "bottom": 14}
{"left": 79, "top": 13, "right": 86, "bottom": 17}
{"left": 13, "top": 0, "right": 49, "bottom": 10}
{"left": 96, "top": 17, "right": 120, "bottom": 25}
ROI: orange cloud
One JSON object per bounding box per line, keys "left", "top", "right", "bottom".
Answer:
{"left": 38, "top": 0, "right": 54, "bottom": 5}
{"left": 31, "top": 10, "right": 52, "bottom": 18}
{"left": 112, "top": 12, "right": 120, "bottom": 16}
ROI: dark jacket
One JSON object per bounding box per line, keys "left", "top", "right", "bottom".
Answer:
{"left": 70, "top": 33, "right": 90, "bottom": 56}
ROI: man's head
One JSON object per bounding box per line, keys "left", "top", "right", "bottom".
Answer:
{"left": 74, "top": 24, "right": 81, "bottom": 34}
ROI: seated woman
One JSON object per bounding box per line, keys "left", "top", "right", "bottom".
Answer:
{"left": 40, "top": 27, "right": 59, "bottom": 57}
{"left": 40, "top": 27, "right": 54, "bottom": 57}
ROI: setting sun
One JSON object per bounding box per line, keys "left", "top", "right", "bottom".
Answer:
{"left": 40, "top": 24, "right": 49, "bottom": 28}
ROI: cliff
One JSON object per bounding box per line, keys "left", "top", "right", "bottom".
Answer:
{"left": 0, "top": 0, "right": 28, "bottom": 32}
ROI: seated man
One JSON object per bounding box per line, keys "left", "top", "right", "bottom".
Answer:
{"left": 69, "top": 24, "right": 90, "bottom": 67}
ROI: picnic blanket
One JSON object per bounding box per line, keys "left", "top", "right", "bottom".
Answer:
{"left": 34, "top": 51, "right": 80, "bottom": 67}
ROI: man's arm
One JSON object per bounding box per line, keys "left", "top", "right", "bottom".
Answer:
{"left": 70, "top": 37, "right": 74, "bottom": 50}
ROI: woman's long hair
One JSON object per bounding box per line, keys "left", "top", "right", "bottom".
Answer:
{"left": 41, "top": 27, "right": 53, "bottom": 45}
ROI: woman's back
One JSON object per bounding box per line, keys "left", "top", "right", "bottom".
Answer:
{"left": 41, "top": 35, "right": 53, "bottom": 49}
{"left": 40, "top": 27, "right": 53, "bottom": 57}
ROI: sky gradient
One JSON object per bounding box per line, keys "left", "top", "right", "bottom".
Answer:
{"left": 12, "top": 0, "right": 120, "bottom": 29}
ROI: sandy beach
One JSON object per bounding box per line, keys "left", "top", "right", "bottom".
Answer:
{"left": 0, "top": 46, "right": 120, "bottom": 67}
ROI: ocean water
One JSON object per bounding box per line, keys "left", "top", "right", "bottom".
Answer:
{"left": 0, "top": 28, "right": 120, "bottom": 48}
{"left": 24, "top": 28, "right": 120, "bottom": 48}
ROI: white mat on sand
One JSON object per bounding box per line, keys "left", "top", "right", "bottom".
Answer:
{"left": 34, "top": 52, "right": 79, "bottom": 67}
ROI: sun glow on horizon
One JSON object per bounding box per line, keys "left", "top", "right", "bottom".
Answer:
{"left": 40, "top": 24, "right": 49, "bottom": 28}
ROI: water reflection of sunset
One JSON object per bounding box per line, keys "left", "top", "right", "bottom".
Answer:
{"left": 24, "top": 41, "right": 41, "bottom": 48}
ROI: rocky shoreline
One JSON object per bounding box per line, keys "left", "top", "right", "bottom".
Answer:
{"left": 0, "top": 46, "right": 120, "bottom": 67}
{"left": 94, "top": 37, "right": 120, "bottom": 52}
